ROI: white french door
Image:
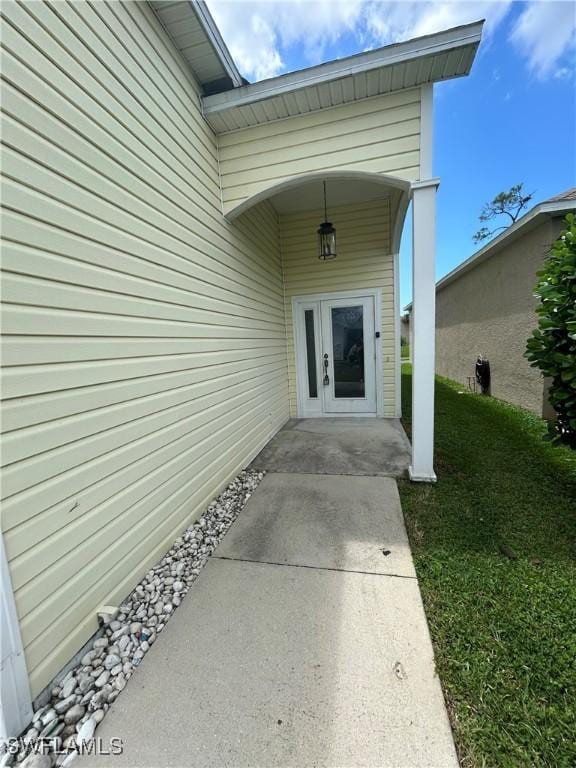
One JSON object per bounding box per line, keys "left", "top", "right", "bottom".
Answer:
{"left": 294, "top": 292, "right": 379, "bottom": 417}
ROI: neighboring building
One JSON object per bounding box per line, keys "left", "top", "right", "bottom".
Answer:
{"left": 404, "top": 189, "right": 576, "bottom": 415}
{"left": 0, "top": 0, "right": 482, "bottom": 737}
{"left": 400, "top": 313, "right": 411, "bottom": 359}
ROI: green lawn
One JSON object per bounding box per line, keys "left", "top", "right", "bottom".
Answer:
{"left": 398, "top": 366, "right": 576, "bottom": 768}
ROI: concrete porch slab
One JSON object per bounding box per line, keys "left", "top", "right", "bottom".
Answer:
{"left": 217, "top": 473, "right": 416, "bottom": 578}
{"left": 82, "top": 557, "right": 457, "bottom": 768}
{"left": 250, "top": 418, "right": 411, "bottom": 477}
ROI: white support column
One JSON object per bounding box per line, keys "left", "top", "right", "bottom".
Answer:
{"left": 410, "top": 178, "right": 440, "bottom": 482}
{"left": 393, "top": 249, "right": 402, "bottom": 417}
{"left": 1, "top": 532, "right": 33, "bottom": 741}
{"left": 390, "top": 191, "right": 410, "bottom": 419}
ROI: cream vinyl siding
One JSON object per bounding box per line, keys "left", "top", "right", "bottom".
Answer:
{"left": 218, "top": 89, "right": 421, "bottom": 215}
{"left": 0, "top": 0, "right": 288, "bottom": 697}
{"left": 281, "top": 199, "right": 395, "bottom": 416}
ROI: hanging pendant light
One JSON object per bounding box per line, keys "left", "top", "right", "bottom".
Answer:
{"left": 318, "top": 181, "right": 337, "bottom": 260}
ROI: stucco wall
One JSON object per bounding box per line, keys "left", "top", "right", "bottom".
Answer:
{"left": 1, "top": 0, "right": 289, "bottom": 696}
{"left": 281, "top": 199, "right": 396, "bottom": 417}
{"left": 435, "top": 217, "right": 565, "bottom": 415}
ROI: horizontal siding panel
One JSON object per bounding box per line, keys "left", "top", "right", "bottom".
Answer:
{"left": 219, "top": 101, "right": 420, "bottom": 167}
{"left": 5, "top": 376, "right": 286, "bottom": 564}
{"left": 220, "top": 115, "right": 420, "bottom": 173}
{"left": 223, "top": 153, "right": 421, "bottom": 208}
{"left": 222, "top": 136, "right": 419, "bottom": 192}
{"left": 1, "top": 273, "right": 285, "bottom": 333}
{"left": 0, "top": 0, "right": 289, "bottom": 697}
{"left": 0, "top": 83, "right": 277, "bottom": 271}
{"left": 1, "top": 243, "right": 283, "bottom": 325}
{"left": 2, "top": 149, "right": 283, "bottom": 301}
{"left": 94, "top": 2, "right": 217, "bottom": 148}
{"left": 0, "top": 19, "right": 280, "bottom": 268}
{"left": 1, "top": 179, "right": 283, "bottom": 312}
{"left": 2, "top": 348, "right": 284, "bottom": 404}
{"left": 219, "top": 90, "right": 421, "bottom": 214}
{"left": 1, "top": 208, "right": 281, "bottom": 316}
{"left": 2, "top": 358, "right": 287, "bottom": 466}
{"left": 4, "top": 1, "right": 219, "bottom": 190}
{"left": 2, "top": 358, "right": 286, "bottom": 501}
{"left": 218, "top": 88, "right": 420, "bottom": 146}
{"left": 1, "top": 336, "right": 284, "bottom": 367}
{"left": 1, "top": 304, "right": 287, "bottom": 339}
{"left": 2, "top": 369, "right": 286, "bottom": 537}
{"left": 9, "top": 374, "right": 286, "bottom": 600}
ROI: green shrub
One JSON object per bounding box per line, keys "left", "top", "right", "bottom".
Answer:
{"left": 526, "top": 214, "right": 576, "bottom": 447}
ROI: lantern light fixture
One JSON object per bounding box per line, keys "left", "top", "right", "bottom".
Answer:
{"left": 318, "top": 181, "right": 336, "bottom": 261}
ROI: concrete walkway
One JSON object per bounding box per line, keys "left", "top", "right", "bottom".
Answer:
{"left": 251, "top": 418, "right": 412, "bottom": 477}
{"left": 84, "top": 421, "right": 457, "bottom": 767}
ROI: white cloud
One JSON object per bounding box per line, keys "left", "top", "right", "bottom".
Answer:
{"left": 208, "top": 2, "right": 283, "bottom": 80}
{"left": 365, "top": 1, "right": 511, "bottom": 45}
{"left": 209, "top": 0, "right": 367, "bottom": 80}
{"left": 510, "top": 0, "right": 576, "bottom": 80}
{"left": 208, "top": 0, "right": 574, "bottom": 84}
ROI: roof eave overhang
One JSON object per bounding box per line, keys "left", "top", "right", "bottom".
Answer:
{"left": 192, "top": 1, "right": 244, "bottom": 89}
{"left": 150, "top": 0, "right": 243, "bottom": 93}
{"left": 403, "top": 198, "right": 575, "bottom": 310}
{"left": 202, "top": 19, "right": 484, "bottom": 122}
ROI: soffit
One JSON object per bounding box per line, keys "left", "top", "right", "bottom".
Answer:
{"left": 203, "top": 21, "right": 483, "bottom": 132}
{"left": 150, "top": 1, "right": 242, "bottom": 94}
{"left": 270, "top": 178, "right": 397, "bottom": 215}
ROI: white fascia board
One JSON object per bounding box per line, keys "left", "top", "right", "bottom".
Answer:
{"left": 203, "top": 20, "right": 484, "bottom": 114}
{"left": 403, "top": 197, "right": 575, "bottom": 312}
{"left": 192, "top": 1, "right": 243, "bottom": 87}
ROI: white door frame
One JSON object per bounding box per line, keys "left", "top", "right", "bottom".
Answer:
{"left": 292, "top": 288, "right": 383, "bottom": 418}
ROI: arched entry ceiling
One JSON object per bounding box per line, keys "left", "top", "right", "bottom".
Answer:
{"left": 226, "top": 171, "right": 410, "bottom": 219}
{"left": 269, "top": 177, "right": 395, "bottom": 215}
{"left": 227, "top": 171, "right": 411, "bottom": 255}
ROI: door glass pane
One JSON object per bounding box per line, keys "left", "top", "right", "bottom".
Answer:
{"left": 331, "top": 305, "right": 365, "bottom": 398}
{"left": 304, "top": 309, "right": 318, "bottom": 398}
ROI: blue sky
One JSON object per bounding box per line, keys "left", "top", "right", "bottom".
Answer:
{"left": 208, "top": 1, "right": 576, "bottom": 307}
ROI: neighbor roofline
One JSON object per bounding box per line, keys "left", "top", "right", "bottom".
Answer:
{"left": 192, "top": 1, "right": 244, "bottom": 88}
{"left": 203, "top": 20, "right": 484, "bottom": 114}
{"left": 403, "top": 197, "right": 575, "bottom": 311}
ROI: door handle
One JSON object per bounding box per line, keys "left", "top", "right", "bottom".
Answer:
{"left": 323, "top": 353, "right": 329, "bottom": 385}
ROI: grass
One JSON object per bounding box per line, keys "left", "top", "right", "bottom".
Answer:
{"left": 398, "top": 366, "right": 576, "bottom": 768}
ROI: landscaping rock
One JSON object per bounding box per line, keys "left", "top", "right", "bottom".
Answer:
{"left": 40, "top": 708, "right": 57, "bottom": 726}
{"left": 103, "top": 654, "right": 121, "bottom": 670}
{"left": 55, "top": 695, "right": 77, "bottom": 714}
{"left": 20, "top": 755, "right": 52, "bottom": 768}
{"left": 61, "top": 678, "right": 77, "bottom": 699}
{"left": 94, "top": 671, "right": 110, "bottom": 688}
{"left": 64, "top": 704, "right": 85, "bottom": 725}
{"left": 76, "top": 716, "right": 96, "bottom": 746}
{"left": 80, "top": 651, "right": 96, "bottom": 666}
